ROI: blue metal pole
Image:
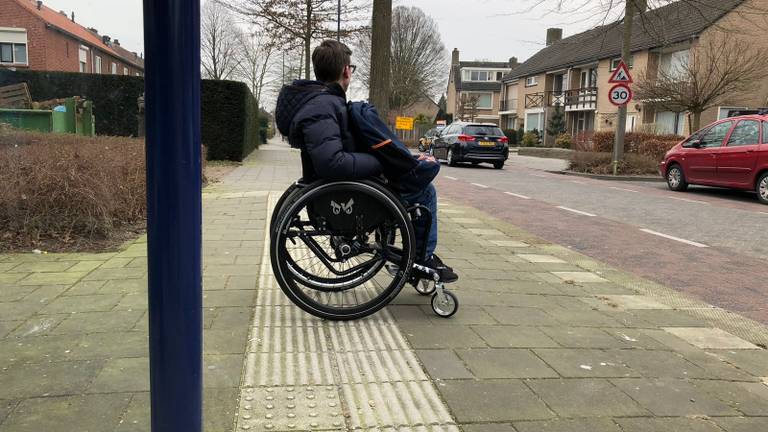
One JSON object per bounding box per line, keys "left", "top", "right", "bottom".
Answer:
{"left": 143, "top": 1, "right": 202, "bottom": 431}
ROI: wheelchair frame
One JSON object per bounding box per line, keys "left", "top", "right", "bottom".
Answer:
{"left": 269, "top": 178, "right": 459, "bottom": 320}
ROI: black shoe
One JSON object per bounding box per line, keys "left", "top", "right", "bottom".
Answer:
{"left": 424, "top": 254, "right": 459, "bottom": 283}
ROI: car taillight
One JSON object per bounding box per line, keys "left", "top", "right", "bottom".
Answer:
{"left": 458, "top": 134, "right": 475, "bottom": 142}
{"left": 499, "top": 136, "right": 509, "bottom": 144}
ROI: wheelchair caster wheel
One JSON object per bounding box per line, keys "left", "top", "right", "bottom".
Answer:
{"left": 431, "top": 290, "right": 458, "bottom": 318}
{"left": 416, "top": 279, "right": 436, "bottom": 296}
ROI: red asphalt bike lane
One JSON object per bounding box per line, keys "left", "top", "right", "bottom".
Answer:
{"left": 435, "top": 178, "right": 768, "bottom": 325}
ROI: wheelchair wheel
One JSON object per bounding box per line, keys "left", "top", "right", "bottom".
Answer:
{"left": 271, "top": 180, "right": 416, "bottom": 320}
{"left": 270, "top": 182, "right": 304, "bottom": 237}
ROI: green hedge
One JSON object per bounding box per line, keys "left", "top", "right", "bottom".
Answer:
{"left": 0, "top": 70, "right": 260, "bottom": 161}
{"left": 201, "top": 80, "right": 259, "bottom": 161}
{"left": 0, "top": 69, "right": 143, "bottom": 136}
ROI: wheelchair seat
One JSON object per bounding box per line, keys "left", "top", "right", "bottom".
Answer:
{"left": 269, "top": 178, "right": 458, "bottom": 320}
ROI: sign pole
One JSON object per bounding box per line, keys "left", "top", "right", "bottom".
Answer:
{"left": 143, "top": 1, "right": 203, "bottom": 431}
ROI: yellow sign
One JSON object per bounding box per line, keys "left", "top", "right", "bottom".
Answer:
{"left": 395, "top": 116, "right": 414, "bottom": 130}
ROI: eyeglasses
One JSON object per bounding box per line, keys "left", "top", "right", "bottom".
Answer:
{"left": 348, "top": 64, "right": 357, "bottom": 74}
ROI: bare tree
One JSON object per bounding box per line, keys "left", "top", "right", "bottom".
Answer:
{"left": 457, "top": 94, "right": 479, "bottom": 122}
{"left": 223, "top": 0, "right": 369, "bottom": 80}
{"left": 236, "top": 29, "right": 275, "bottom": 106}
{"left": 357, "top": 6, "right": 448, "bottom": 116}
{"left": 636, "top": 33, "right": 768, "bottom": 133}
{"left": 369, "top": 0, "right": 391, "bottom": 120}
{"left": 201, "top": 1, "right": 243, "bottom": 80}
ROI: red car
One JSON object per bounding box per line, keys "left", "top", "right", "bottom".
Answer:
{"left": 659, "top": 114, "right": 768, "bottom": 204}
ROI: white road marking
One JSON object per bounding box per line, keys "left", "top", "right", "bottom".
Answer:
{"left": 504, "top": 191, "right": 531, "bottom": 200}
{"left": 759, "top": 212, "right": 768, "bottom": 216}
{"left": 669, "top": 196, "right": 709, "bottom": 205}
{"left": 570, "top": 180, "right": 586, "bottom": 184}
{"left": 444, "top": 176, "right": 457, "bottom": 180}
{"left": 557, "top": 206, "right": 597, "bottom": 217}
{"left": 610, "top": 186, "right": 639, "bottom": 193}
{"left": 640, "top": 228, "right": 709, "bottom": 248}
{"left": 471, "top": 183, "right": 489, "bottom": 189}
{"left": 530, "top": 173, "right": 547, "bottom": 178}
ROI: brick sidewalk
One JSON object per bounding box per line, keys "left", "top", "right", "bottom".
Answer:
{"left": 1, "top": 143, "right": 767, "bottom": 431}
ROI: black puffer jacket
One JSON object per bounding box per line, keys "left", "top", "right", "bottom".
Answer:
{"left": 275, "top": 80, "right": 382, "bottom": 181}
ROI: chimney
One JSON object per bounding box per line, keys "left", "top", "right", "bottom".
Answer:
{"left": 71, "top": 12, "right": 75, "bottom": 22}
{"left": 36, "top": 1, "right": 42, "bottom": 10}
{"left": 58, "top": 10, "right": 66, "bottom": 16}
{"left": 451, "top": 48, "right": 460, "bottom": 66}
{"left": 102, "top": 35, "right": 111, "bottom": 46}
{"left": 508, "top": 57, "right": 518, "bottom": 67}
{"left": 88, "top": 27, "right": 98, "bottom": 35}
{"left": 546, "top": 28, "right": 563, "bottom": 46}
{"left": 114, "top": 39, "right": 120, "bottom": 46}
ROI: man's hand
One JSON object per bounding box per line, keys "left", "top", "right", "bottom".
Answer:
{"left": 418, "top": 153, "right": 436, "bottom": 163}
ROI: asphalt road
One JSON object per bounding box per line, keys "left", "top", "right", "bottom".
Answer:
{"left": 433, "top": 154, "right": 768, "bottom": 325}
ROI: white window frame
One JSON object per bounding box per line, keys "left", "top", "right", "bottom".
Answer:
{"left": 111, "top": 62, "right": 117, "bottom": 74}
{"left": 525, "top": 76, "right": 538, "bottom": 87}
{"left": 610, "top": 56, "right": 634, "bottom": 71}
{"left": 123, "top": 66, "right": 129, "bottom": 75}
{"left": 717, "top": 106, "right": 749, "bottom": 120}
{"left": 466, "top": 92, "right": 493, "bottom": 109}
{"left": 524, "top": 108, "right": 545, "bottom": 131}
{"left": 94, "top": 55, "right": 102, "bottom": 74}
{"left": 0, "top": 28, "right": 29, "bottom": 65}
{"left": 79, "top": 45, "right": 89, "bottom": 72}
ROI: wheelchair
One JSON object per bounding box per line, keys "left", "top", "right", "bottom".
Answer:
{"left": 269, "top": 178, "right": 459, "bottom": 321}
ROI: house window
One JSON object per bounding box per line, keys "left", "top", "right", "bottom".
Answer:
{"left": 659, "top": 50, "right": 689, "bottom": 79}
{"left": 471, "top": 71, "right": 488, "bottom": 81}
{"left": 111, "top": 62, "right": 117, "bottom": 74}
{"left": 525, "top": 76, "right": 538, "bottom": 87}
{"left": 525, "top": 112, "right": 544, "bottom": 131}
{"left": 610, "top": 56, "right": 634, "bottom": 71}
{"left": 0, "top": 28, "right": 28, "bottom": 65}
{"left": 656, "top": 111, "right": 685, "bottom": 135}
{"left": 496, "top": 71, "right": 503, "bottom": 80}
{"left": 95, "top": 55, "right": 102, "bottom": 74}
{"left": 79, "top": 46, "right": 89, "bottom": 72}
{"left": 123, "top": 67, "right": 129, "bottom": 75}
{"left": 467, "top": 92, "right": 492, "bottom": 109}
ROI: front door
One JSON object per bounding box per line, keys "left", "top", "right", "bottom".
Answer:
{"left": 684, "top": 120, "right": 732, "bottom": 183}
{"left": 717, "top": 119, "right": 760, "bottom": 186}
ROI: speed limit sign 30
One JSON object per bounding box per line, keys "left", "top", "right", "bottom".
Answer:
{"left": 609, "top": 83, "right": 633, "bottom": 106}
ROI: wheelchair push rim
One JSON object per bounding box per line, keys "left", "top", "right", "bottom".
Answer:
{"left": 270, "top": 181, "right": 416, "bottom": 320}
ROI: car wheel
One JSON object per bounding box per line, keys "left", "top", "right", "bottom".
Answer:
{"left": 666, "top": 164, "right": 688, "bottom": 192}
{"left": 757, "top": 172, "right": 768, "bottom": 205}
{"left": 493, "top": 161, "right": 504, "bottom": 170}
{"left": 447, "top": 149, "right": 457, "bottom": 167}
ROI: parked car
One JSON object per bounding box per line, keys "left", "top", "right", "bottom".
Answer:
{"left": 659, "top": 114, "right": 768, "bottom": 204}
{"left": 431, "top": 122, "right": 509, "bottom": 169}
{"left": 418, "top": 128, "right": 441, "bottom": 152}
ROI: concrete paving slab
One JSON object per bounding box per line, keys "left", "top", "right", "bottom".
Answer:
{"left": 0, "top": 393, "right": 130, "bottom": 432}
{"left": 552, "top": 272, "right": 608, "bottom": 283}
{"left": 527, "top": 378, "right": 647, "bottom": 417}
{"left": 713, "top": 416, "right": 768, "bottom": 432}
{"left": 490, "top": 240, "right": 529, "bottom": 247}
{"left": 518, "top": 254, "right": 566, "bottom": 263}
{"left": 472, "top": 325, "right": 559, "bottom": 348}
{"left": 414, "top": 350, "right": 474, "bottom": 379}
{"left": 0, "top": 360, "right": 104, "bottom": 399}
{"left": 540, "top": 326, "right": 623, "bottom": 348}
{"left": 534, "top": 348, "right": 639, "bottom": 378}
{"left": 438, "top": 379, "right": 553, "bottom": 422}
{"left": 456, "top": 348, "right": 558, "bottom": 378}
{"left": 461, "top": 423, "right": 517, "bottom": 432}
{"left": 694, "top": 380, "right": 768, "bottom": 416}
{"left": 611, "top": 378, "right": 739, "bottom": 416}
{"left": 664, "top": 327, "right": 760, "bottom": 349}
{"left": 513, "top": 418, "right": 622, "bottom": 432}
{"left": 615, "top": 417, "right": 724, "bottom": 432}
{"left": 482, "top": 306, "right": 555, "bottom": 326}
{"left": 88, "top": 357, "right": 150, "bottom": 393}
{"left": 599, "top": 295, "right": 672, "bottom": 310}
{"left": 399, "top": 325, "right": 487, "bottom": 349}
{"left": 708, "top": 349, "right": 768, "bottom": 377}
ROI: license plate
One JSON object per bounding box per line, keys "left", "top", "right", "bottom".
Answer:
{"left": 479, "top": 141, "right": 494, "bottom": 146}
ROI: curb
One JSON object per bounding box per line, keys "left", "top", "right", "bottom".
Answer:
{"left": 546, "top": 170, "right": 665, "bottom": 182}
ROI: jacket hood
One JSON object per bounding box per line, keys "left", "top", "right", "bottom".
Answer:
{"left": 275, "top": 80, "right": 328, "bottom": 136}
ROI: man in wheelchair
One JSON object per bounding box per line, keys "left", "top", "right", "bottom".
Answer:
{"left": 275, "top": 40, "right": 458, "bottom": 283}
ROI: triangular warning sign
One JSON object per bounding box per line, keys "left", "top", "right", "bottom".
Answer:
{"left": 608, "top": 60, "right": 633, "bottom": 84}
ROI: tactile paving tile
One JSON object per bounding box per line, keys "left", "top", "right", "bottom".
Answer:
{"left": 238, "top": 386, "right": 345, "bottom": 431}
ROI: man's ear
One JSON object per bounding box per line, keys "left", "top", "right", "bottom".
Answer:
{"left": 341, "top": 66, "right": 351, "bottom": 80}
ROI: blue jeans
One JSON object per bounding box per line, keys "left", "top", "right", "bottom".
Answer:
{"left": 401, "top": 183, "right": 438, "bottom": 261}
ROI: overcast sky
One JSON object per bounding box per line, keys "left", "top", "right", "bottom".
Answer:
{"left": 41, "top": 0, "right": 605, "bottom": 63}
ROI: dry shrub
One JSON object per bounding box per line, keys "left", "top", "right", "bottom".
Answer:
{"left": 573, "top": 131, "right": 596, "bottom": 152}
{"left": 0, "top": 129, "right": 146, "bottom": 250}
{"left": 590, "top": 131, "right": 684, "bottom": 155}
{"left": 636, "top": 138, "right": 679, "bottom": 162}
{"left": 569, "top": 151, "right": 659, "bottom": 176}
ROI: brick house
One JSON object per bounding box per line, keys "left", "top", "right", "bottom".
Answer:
{"left": 0, "top": 0, "right": 144, "bottom": 76}
{"left": 446, "top": 49, "right": 518, "bottom": 126}
{"left": 505, "top": 0, "right": 768, "bottom": 140}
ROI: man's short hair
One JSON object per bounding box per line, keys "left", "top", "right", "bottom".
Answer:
{"left": 312, "top": 40, "right": 352, "bottom": 83}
